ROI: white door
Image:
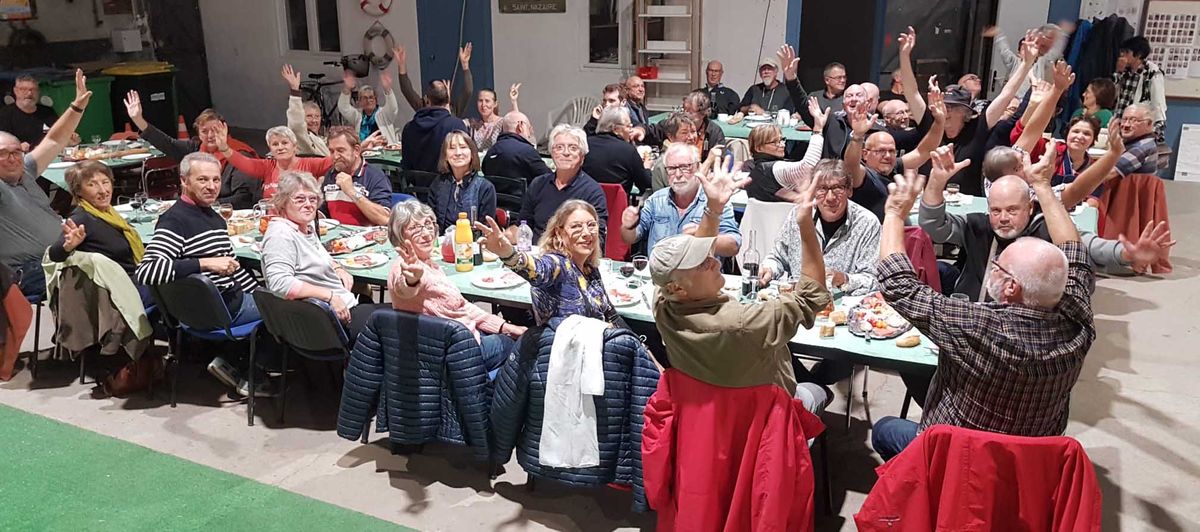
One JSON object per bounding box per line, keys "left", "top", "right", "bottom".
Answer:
{"left": 987, "top": 0, "right": 1051, "bottom": 96}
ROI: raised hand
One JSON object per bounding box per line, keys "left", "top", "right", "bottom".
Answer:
{"left": 928, "top": 85, "right": 947, "bottom": 122}
{"left": 982, "top": 26, "right": 1000, "bottom": 38}
{"left": 281, "top": 64, "right": 301, "bottom": 91}
{"left": 791, "top": 168, "right": 821, "bottom": 220}
{"left": 1025, "top": 142, "right": 1057, "bottom": 188}
{"left": 379, "top": 66, "right": 394, "bottom": 93}
{"left": 459, "top": 42, "right": 473, "bottom": 70}
{"left": 885, "top": 169, "right": 926, "bottom": 217}
{"left": 123, "top": 90, "right": 143, "bottom": 121}
{"left": 592, "top": 104, "right": 604, "bottom": 120}
{"left": 394, "top": 242, "right": 426, "bottom": 286}
{"left": 509, "top": 83, "right": 521, "bottom": 102}
{"left": 849, "top": 106, "right": 876, "bottom": 137}
{"left": 898, "top": 26, "right": 916, "bottom": 56}
{"left": 621, "top": 206, "right": 640, "bottom": 230}
{"left": 392, "top": 45, "right": 408, "bottom": 74}
{"left": 474, "top": 216, "right": 514, "bottom": 258}
{"left": 213, "top": 120, "right": 230, "bottom": 152}
{"left": 697, "top": 152, "right": 751, "bottom": 207}
{"left": 1020, "top": 30, "right": 1041, "bottom": 63}
{"left": 807, "top": 97, "right": 830, "bottom": 131}
{"left": 62, "top": 219, "right": 87, "bottom": 252}
{"left": 342, "top": 69, "right": 357, "bottom": 92}
{"left": 72, "top": 68, "right": 92, "bottom": 108}
{"left": 1119, "top": 221, "right": 1176, "bottom": 274}
{"left": 928, "top": 144, "right": 969, "bottom": 187}
{"left": 777, "top": 44, "right": 799, "bottom": 81}
{"left": 1051, "top": 60, "right": 1075, "bottom": 91}
{"left": 1106, "top": 118, "right": 1124, "bottom": 153}
{"left": 1028, "top": 78, "right": 1053, "bottom": 106}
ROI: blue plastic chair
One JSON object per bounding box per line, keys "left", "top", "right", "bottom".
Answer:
{"left": 391, "top": 192, "right": 414, "bottom": 206}
{"left": 150, "top": 274, "right": 263, "bottom": 408}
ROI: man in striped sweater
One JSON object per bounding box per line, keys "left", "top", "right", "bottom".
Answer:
{"left": 135, "top": 152, "right": 267, "bottom": 396}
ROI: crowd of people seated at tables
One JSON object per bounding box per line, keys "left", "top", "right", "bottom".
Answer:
{"left": 0, "top": 20, "right": 1184, "bottom": 528}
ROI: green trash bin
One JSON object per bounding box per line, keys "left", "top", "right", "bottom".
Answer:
{"left": 38, "top": 75, "right": 114, "bottom": 141}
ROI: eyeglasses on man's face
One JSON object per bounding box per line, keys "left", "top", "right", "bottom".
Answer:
{"left": 814, "top": 185, "right": 849, "bottom": 198}
{"left": 551, "top": 143, "right": 582, "bottom": 154}
{"left": 666, "top": 163, "right": 697, "bottom": 175}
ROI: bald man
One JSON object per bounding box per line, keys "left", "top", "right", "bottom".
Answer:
{"left": 624, "top": 75, "right": 648, "bottom": 126}
{"left": 919, "top": 147, "right": 1171, "bottom": 301}
{"left": 870, "top": 161, "right": 1095, "bottom": 460}
{"left": 482, "top": 111, "right": 550, "bottom": 181}
{"left": 844, "top": 98, "right": 945, "bottom": 220}
{"left": 821, "top": 84, "right": 885, "bottom": 159}
{"left": 700, "top": 60, "right": 740, "bottom": 116}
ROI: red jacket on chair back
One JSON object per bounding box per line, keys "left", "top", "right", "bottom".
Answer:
{"left": 904, "top": 226, "right": 941, "bottom": 293}
{"left": 600, "top": 183, "right": 630, "bottom": 261}
{"left": 642, "top": 369, "right": 825, "bottom": 532}
{"left": 855, "top": 425, "right": 1102, "bottom": 531}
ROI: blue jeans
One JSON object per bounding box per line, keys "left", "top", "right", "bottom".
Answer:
{"left": 229, "top": 290, "right": 261, "bottom": 326}
{"left": 14, "top": 258, "right": 46, "bottom": 300}
{"left": 479, "top": 333, "right": 514, "bottom": 376}
{"left": 872, "top": 416, "right": 919, "bottom": 461}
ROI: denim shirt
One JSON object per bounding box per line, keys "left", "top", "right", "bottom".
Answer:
{"left": 634, "top": 187, "right": 742, "bottom": 255}
{"left": 429, "top": 172, "right": 498, "bottom": 231}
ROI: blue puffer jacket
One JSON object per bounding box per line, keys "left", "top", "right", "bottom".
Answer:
{"left": 337, "top": 310, "right": 492, "bottom": 461}
{"left": 489, "top": 319, "right": 660, "bottom": 511}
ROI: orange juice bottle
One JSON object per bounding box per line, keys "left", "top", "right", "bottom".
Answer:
{"left": 454, "top": 212, "right": 474, "bottom": 272}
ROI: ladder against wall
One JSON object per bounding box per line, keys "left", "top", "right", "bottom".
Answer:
{"left": 635, "top": 0, "right": 702, "bottom": 113}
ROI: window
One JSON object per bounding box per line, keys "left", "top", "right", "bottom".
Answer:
{"left": 283, "top": 0, "right": 340, "bottom": 53}
{"left": 589, "top": 0, "right": 620, "bottom": 64}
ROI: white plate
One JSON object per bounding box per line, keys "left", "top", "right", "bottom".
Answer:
{"left": 48, "top": 161, "right": 76, "bottom": 169}
{"left": 338, "top": 252, "right": 388, "bottom": 270}
{"left": 231, "top": 209, "right": 254, "bottom": 219}
{"left": 607, "top": 286, "right": 641, "bottom": 307}
{"left": 318, "top": 218, "right": 341, "bottom": 230}
{"left": 471, "top": 271, "right": 526, "bottom": 290}
{"left": 121, "top": 153, "right": 153, "bottom": 161}
{"left": 230, "top": 235, "right": 255, "bottom": 247}
{"left": 102, "top": 140, "right": 125, "bottom": 147}
{"left": 362, "top": 150, "right": 382, "bottom": 157}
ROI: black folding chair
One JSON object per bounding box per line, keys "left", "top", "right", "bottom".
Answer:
{"left": 250, "top": 290, "right": 352, "bottom": 427}
{"left": 483, "top": 174, "right": 527, "bottom": 217}
{"left": 399, "top": 170, "right": 439, "bottom": 205}
{"left": 151, "top": 275, "right": 263, "bottom": 408}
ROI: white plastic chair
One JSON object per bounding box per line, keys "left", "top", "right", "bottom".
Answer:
{"left": 544, "top": 96, "right": 598, "bottom": 141}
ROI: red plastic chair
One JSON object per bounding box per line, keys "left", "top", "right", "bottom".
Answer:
{"left": 600, "top": 183, "right": 630, "bottom": 261}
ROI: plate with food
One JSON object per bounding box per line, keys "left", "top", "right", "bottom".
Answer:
{"left": 362, "top": 150, "right": 382, "bottom": 157}
{"left": 338, "top": 253, "right": 388, "bottom": 270}
{"left": 230, "top": 235, "right": 255, "bottom": 247}
{"left": 325, "top": 234, "right": 371, "bottom": 255}
{"left": 847, "top": 293, "right": 913, "bottom": 340}
{"left": 121, "top": 153, "right": 153, "bottom": 161}
{"left": 472, "top": 271, "right": 526, "bottom": 290}
{"left": 48, "top": 161, "right": 76, "bottom": 169}
{"left": 607, "top": 285, "right": 641, "bottom": 307}
{"left": 102, "top": 140, "right": 126, "bottom": 147}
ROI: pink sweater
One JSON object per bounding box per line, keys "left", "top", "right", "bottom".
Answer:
{"left": 226, "top": 150, "right": 334, "bottom": 199}
{"left": 389, "top": 259, "right": 505, "bottom": 340}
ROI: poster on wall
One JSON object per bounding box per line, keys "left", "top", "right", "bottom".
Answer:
{"left": 0, "top": 0, "right": 34, "bottom": 21}
{"left": 499, "top": 0, "right": 565, "bottom": 14}
{"left": 1079, "top": 0, "right": 1143, "bottom": 32}
{"left": 1174, "top": 124, "right": 1200, "bottom": 181}
{"left": 1145, "top": 0, "right": 1200, "bottom": 98}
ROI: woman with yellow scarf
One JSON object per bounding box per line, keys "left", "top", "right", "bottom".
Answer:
{"left": 48, "top": 161, "right": 150, "bottom": 304}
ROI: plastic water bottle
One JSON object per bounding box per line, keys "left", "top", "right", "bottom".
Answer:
{"left": 516, "top": 220, "right": 533, "bottom": 252}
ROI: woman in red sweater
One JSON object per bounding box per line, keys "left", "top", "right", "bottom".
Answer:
{"left": 213, "top": 121, "right": 333, "bottom": 199}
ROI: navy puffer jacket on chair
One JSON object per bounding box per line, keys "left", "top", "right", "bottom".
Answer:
{"left": 337, "top": 310, "right": 493, "bottom": 461}
{"left": 489, "top": 318, "right": 660, "bottom": 511}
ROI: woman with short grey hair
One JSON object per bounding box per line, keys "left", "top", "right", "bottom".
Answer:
{"left": 387, "top": 199, "right": 527, "bottom": 373}
{"left": 261, "top": 171, "right": 386, "bottom": 341}
{"left": 216, "top": 118, "right": 335, "bottom": 200}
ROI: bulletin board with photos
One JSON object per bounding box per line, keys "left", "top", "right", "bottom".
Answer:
{"left": 1143, "top": 0, "right": 1200, "bottom": 98}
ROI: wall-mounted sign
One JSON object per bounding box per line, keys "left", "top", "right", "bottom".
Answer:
{"left": 499, "top": 0, "right": 566, "bottom": 14}
{"left": 0, "top": 0, "right": 35, "bottom": 21}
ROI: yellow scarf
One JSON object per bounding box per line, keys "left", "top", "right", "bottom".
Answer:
{"left": 79, "top": 200, "right": 145, "bottom": 263}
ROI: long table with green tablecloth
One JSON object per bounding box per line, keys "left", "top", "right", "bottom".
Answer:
{"left": 128, "top": 214, "right": 935, "bottom": 373}
{"left": 40, "top": 144, "right": 166, "bottom": 191}
{"left": 648, "top": 113, "right": 813, "bottom": 142}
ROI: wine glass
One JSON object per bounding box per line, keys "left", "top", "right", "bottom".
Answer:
{"left": 631, "top": 254, "right": 649, "bottom": 286}
{"left": 219, "top": 202, "right": 234, "bottom": 220}
{"left": 131, "top": 192, "right": 147, "bottom": 221}
{"left": 619, "top": 262, "right": 635, "bottom": 282}
{"left": 90, "top": 134, "right": 102, "bottom": 146}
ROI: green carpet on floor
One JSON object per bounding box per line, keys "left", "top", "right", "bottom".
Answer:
{"left": 0, "top": 404, "right": 414, "bottom": 531}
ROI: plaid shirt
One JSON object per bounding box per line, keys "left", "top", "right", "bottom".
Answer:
{"left": 1114, "top": 67, "right": 1154, "bottom": 112}
{"left": 876, "top": 241, "right": 1095, "bottom": 437}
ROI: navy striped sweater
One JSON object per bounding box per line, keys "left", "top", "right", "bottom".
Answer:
{"left": 135, "top": 198, "right": 258, "bottom": 294}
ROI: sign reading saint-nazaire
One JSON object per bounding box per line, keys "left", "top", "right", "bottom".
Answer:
{"left": 499, "top": 0, "right": 566, "bottom": 14}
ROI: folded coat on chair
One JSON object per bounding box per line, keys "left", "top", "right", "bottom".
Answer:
{"left": 1099, "top": 173, "right": 1171, "bottom": 273}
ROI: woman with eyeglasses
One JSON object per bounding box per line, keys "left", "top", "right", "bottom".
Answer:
{"left": 261, "top": 171, "right": 385, "bottom": 340}
{"left": 516, "top": 124, "right": 608, "bottom": 242}
{"left": 743, "top": 97, "right": 828, "bottom": 202}
{"left": 388, "top": 199, "right": 527, "bottom": 371}
{"left": 478, "top": 199, "right": 618, "bottom": 326}
{"left": 428, "top": 131, "right": 497, "bottom": 231}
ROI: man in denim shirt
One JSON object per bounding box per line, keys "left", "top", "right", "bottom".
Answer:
{"left": 619, "top": 143, "right": 741, "bottom": 256}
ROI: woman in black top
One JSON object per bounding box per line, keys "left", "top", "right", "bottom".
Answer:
{"left": 48, "top": 160, "right": 151, "bottom": 305}
{"left": 743, "top": 115, "right": 824, "bottom": 202}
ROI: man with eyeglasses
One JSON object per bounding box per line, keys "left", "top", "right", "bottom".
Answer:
{"left": 844, "top": 95, "right": 946, "bottom": 221}
{"left": 518, "top": 124, "right": 608, "bottom": 242}
{"left": 699, "top": 60, "right": 740, "bottom": 117}
{"left": 1108, "top": 103, "right": 1160, "bottom": 180}
{"left": 871, "top": 161, "right": 1095, "bottom": 460}
{"left": 1, "top": 69, "right": 91, "bottom": 299}
{"left": 620, "top": 143, "right": 740, "bottom": 256}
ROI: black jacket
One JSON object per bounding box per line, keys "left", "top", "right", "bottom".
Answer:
{"left": 582, "top": 132, "right": 651, "bottom": 195}
{"left": 138, "top": 124, "right": 261, "bottom": 209}
{"left": 701, "top": 84, "right": 741, "bottom": 117}
{"left": 482, "top": 132, "right": 550, "bottom": 180}
{"left": 640, "top": 118, "right": 726, "bottom": 153}
{"left": 400, "top": 107, "right": 469, "bottom": 172}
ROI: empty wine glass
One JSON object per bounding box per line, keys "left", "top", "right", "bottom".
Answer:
{"left": 90, "top": 135, "right": 102, "bottom": 146}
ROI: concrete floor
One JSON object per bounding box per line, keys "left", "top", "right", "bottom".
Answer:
{"left": 4, "top": 181, "right": 1199, "bottom": 531}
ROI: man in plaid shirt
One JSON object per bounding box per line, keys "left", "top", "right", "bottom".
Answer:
{"left": 869, "top": 163, "right": 1096, "bottom": 461}
{"left": 1113, "top": 37, "right": 1167, "bottom": 140}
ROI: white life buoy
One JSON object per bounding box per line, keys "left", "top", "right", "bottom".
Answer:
{"left": 363, "top": 21, "right": 396, "bottom": 70}
{"left": 359, "top": 0, "right": 393, "bottom": 17}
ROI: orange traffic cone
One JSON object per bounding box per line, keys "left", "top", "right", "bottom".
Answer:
{"left": 176, "top": 115, "right": 189, "bottom": 140}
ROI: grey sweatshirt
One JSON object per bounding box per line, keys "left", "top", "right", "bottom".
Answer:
{"left": 261, "top": 218, "right": 357, "bottom": 307}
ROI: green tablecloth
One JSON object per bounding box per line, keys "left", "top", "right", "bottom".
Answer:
{"left": 41, "top": 145, "right": 165, "bottom": 190}
{"left": 648, "top": 113, "right": 813, "bottom": 142}
{"left": 129, "top": 217, "right": 935, "bottom": 372}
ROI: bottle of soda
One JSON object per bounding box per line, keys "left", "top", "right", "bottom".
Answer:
{"left": 454, "top": 212, "right": 474, "bottom": 272}
{"left": 516, "top": 220, "right": 533, "bottom": 252}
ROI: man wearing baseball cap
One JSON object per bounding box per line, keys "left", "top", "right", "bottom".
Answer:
{"left": 649, "top": 175, "right": 832, "bottom": 412}
{"left": 739, "top": 55, "right": 795, "bottom": 115}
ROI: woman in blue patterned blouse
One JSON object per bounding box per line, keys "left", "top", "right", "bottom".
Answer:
{"left": 476, "top": 199, "right": 617, "bottom": 325}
